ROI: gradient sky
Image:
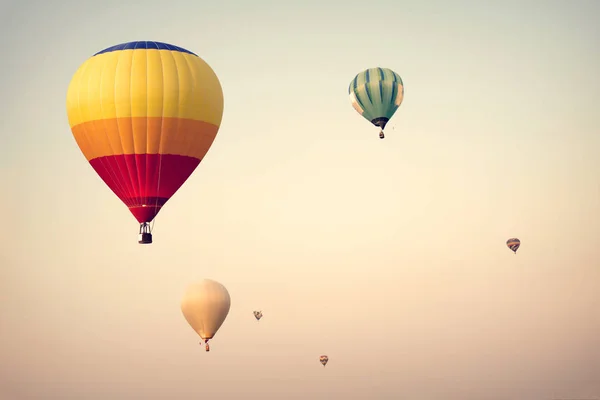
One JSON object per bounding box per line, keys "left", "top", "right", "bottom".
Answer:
{"left": 1, "top": 0, "right": 599, "bottom": 399}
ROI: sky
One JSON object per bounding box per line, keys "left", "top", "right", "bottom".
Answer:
{"left": 1, "top": 0, "right": 599, "bottom": 398}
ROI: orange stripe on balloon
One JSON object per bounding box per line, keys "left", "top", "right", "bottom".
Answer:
{"left": 71, "top": 117, "right": 218, "bottom": 160}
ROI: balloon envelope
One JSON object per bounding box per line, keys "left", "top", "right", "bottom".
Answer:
{"left": 66, "top": 41, "right": 224, "bottom": 224}
{"left": 348, "top": 67, "right": 404, "bottom": 131}
{"left": 181, "top": 279, "right": 231, "bottom": 340}
{"left": 506, "top": 238, "right": 521, "bottom": 253}
{"left": 320, "top": 355, "right": 329, "bottom": 367}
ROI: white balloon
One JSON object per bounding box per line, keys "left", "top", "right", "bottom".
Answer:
{"left": 181, "top": 279, "right": 231, "bottom": 340}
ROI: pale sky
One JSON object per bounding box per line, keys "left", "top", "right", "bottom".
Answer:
{"left": 1, "top": 0, "right": 600, "bottom": 399}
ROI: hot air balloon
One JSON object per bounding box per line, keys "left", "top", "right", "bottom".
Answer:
{"left": 506, "top": 238, "right": 521, "bottom": 254}
{"left": 181, "top": 279, "right": 231, "bottom": 352}
{"left": 253, "top": 311, "right": 263, "bottom": 321}
{"left": 348, "top": 67, "right": 404, "bottom": 139}
{"left": 66, "top": 41, "right": 224, "bottom": 244}
{"left": 319, "top": 355, "right": 329, "bottom": 367}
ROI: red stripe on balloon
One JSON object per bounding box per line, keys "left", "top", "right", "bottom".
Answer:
{"left": 89, "top": 154, "right": 201, "bottom": 223}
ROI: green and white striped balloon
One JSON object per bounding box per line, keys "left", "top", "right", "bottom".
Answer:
{"left": 348, "top": 67, "right": 404, "bottom": 138}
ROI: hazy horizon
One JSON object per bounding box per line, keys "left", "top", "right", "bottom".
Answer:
{"left": 1, "top": 0, "right": 599, "bottom": 399}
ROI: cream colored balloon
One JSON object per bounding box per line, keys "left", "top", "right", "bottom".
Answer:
{"left": 181, "top": 279, "right": 231, "bottom": 340}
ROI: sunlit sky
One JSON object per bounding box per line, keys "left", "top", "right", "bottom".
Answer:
{"left": 1, "top": 0, "right": 599, "bottom": 399}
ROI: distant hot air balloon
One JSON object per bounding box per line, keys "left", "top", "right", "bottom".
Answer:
{"left": 66, "top": 41, "right": 224, "bottom": 244}
{"left": 349, "top": 67, "right": 404, "bottom": 139}
{"left": 253, "top": 311, "right": 263, "bottom": 321}
{"left": 319, "top": 355, "right": 329, "bottom": 367}
{"left": 506, "top": 238, "right": 521, "bottom": 254}
{"left": 181, "top": 279, "right": 231, "bottom": 352}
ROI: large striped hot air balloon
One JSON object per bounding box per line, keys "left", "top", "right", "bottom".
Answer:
{"left": 349, "top": 67, "right": 404, "bottom": 139}
{"left": 66, "top": 41, "right": 224, "bottom": 244}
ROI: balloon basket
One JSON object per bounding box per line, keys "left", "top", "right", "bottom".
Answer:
{"left": 138, "top": 223, "right": 152, "bottom": 244}
{"left": 138, "top": 232, "right": 152, "bottom": 244}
